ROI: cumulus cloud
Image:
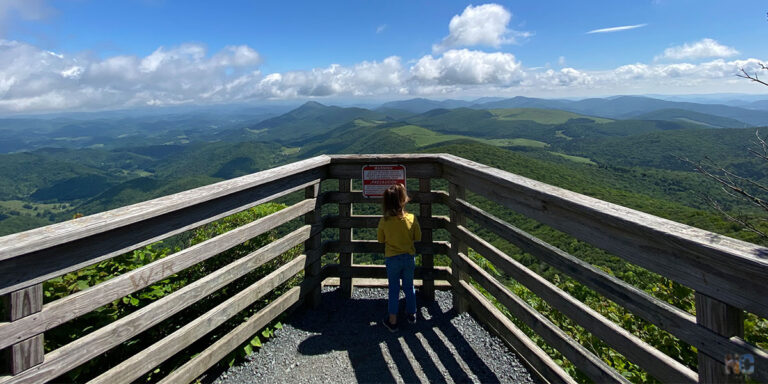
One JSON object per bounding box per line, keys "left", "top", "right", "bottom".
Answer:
{"left": 0, "top": 40, "right": 263, "bottom": 112}
{"left": 412, "top": 49, "right": 523, "bottom": 85}
{"left": 252, "top": 56, "right": 405, "bottom": 98}
{"left": 433, "top": 4, "right": 530, "bottom": 52}
{"left": 656, "top": 38, "right": 739, "bottom": 61}
{"left": 0, "top": 37, "right": 763, "bottom": 114}
{"left": 534, "top": 67, "right": 593, "bottom": 88}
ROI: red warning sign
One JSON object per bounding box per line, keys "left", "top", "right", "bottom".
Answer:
{"left": 362, "top": 164, "right": 406, "bottom": 198}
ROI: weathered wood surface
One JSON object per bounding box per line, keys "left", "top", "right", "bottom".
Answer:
{"left": 323, "top": 240, "right": 449, "bottom": 255}
{"left": 458, "top": 280, "right": 576, "bottom": 384}
{"left": 304, "top": 184, "right": 322, "bottom": 308}
{"left": 696, "top": 294, "right": 745, "bottom": 384}
{"left": 324, "top": 215, "right": 447, "bottom": 230}
{"left": 0, "top": 166, "right": 325, "bottom": 295}
{"left": 439, "top": 154, "right": 768, "bottom": 318}
{"left": 328, "top": 162, "right": 441, "bottom": 179}
{"left": 0, "top": 226, "right": 310, "bottom": 384}
{"left": 451, "top": 197, "right": 768, "bottom": 381}
{"left": 453, "top": 224, "right": 697, "bottom": 383}
{"left": 457, "top": 251, "right": 629, "bottom": 384}
{"left": 320, "top": 190, "right": 446, "bottom": 205}
{"left": 3, "top": 285, "right": 44, "bottom": 375}
{"left": 338, "top": 179, "right": 353, "bottom": 298}
{"left": 420, "top": 178, "right": 435, "bottom": 301}
{"left": 448, "top": 182, "right": 469, "bottom": 313}
{"left": 0, "top": 199, "right": 314, "bottom": 351}
{"left": 322, "top": 264, "right": 451, "bottom": 281}
{"left": 322, "top": 277, "right": 452, "bottom": 289}
{"left": 328, "top": 154, "right": 445, "bottom": 163}
{"left": 157, "top": 286, "right": 303, "bottom": 384}
{"left": 89, "top": 254, "right": 308, "bottom": 384}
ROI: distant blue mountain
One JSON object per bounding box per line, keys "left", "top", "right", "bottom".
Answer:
{"left": 378, "top": 98, "right": 472, "bottom": 113}
{"left": 469, "top": 95, "right": 768, "bottom": 126}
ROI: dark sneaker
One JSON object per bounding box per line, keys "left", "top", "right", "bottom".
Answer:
{"left": 407, "top": 313, "right": 417, "bottom": 324}
{"left": 382, "top": 317, "right": 398, "bottom": 332}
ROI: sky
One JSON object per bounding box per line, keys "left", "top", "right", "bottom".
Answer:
{"left": 0, "top": 0, "right": 766, "bottom": 114}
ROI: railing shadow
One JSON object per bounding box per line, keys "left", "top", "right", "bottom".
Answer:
{"left": 291, "top": 287, "right": 501, "bottom": 383}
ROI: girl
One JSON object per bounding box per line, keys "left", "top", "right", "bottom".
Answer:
{"left": 377, "top": 183, "right": 421, "bottom": 332}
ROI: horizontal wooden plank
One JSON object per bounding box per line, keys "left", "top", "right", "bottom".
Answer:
{"left": 323, "top": 240, "right": 449, "bottom": 255}
{"left": 0, "top": 155, "right": 329, "bottom": 261}
{"left": 89, "top": 254, "right": 308, "bottom": 384}
{"left": 0, "top": 167, "right": 324, "bottom": 295}
{"left": 157, "top": 286, "right": 303, "bottom": 384}
{"left": 456, "top": 251, "right": 628, "bottom": 384}
{"left": 323, "top": 215, "right": 447, "bottom": 230}
{"left": 453, "top": 225, "right": 697, "bottom": 383}
{"left": 458, "top": 280, "right": 577, "bottom": 384}
{"left": 328, "top": 153, "right": 445, "bottom": 164}
{"left": 322, "top": 264, "right": 451, "bottom": 281}
{"left": 327, "top": 162, "right": 442, "bottom": 179}
{"left": 320, "top": 190, "right": 448, "bottom": 205}
{"left": 439, "top": 154, "right": 768, "bottom": 318}
{"left": 0, "top": 200, "right": 314, "bottom": 351}
{"left": 0, "top": 226, "right": 310, "bottom": 384}
{"left": 321, "top": 277, "right": 452, "bottom": 289}
{"left": 453, "top": 198, "right": 768, "bottom": 381}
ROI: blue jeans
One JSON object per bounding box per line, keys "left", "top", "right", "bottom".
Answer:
{"left": 385, "top": 253, "right": 416, "bottom": 316}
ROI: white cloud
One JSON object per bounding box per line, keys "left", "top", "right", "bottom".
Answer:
{"left": 0, "top": 37, "right": 764, "bottom": 114}
{"left": 656, "top": 38, "right": 739, "bottom": 61}
{"left": 534, "top": 67, "right": 593, "bottom": 88}
{"left": 0, "top": 40, "right": 264, "bottom": 112}
{"left": 586, "top": 24, "right": 647, "bottom": 34}
{"left": 433, "top": 4, "right": 530, "bottom": 53}
{"left": 412, "top": 49, "right": 524, "bottom": 86}
{"left": 558, "top": 56, "right": 566, "bottom": 66}
{"left": 250, "top": 56, "right": 405, "bottom": 98}
{"left": 376, "top": 24, "right": 387, "bottom": 34}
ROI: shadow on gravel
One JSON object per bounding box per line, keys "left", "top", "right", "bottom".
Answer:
{"left": 292, "top": 288, "right": 500, "bottom": 383}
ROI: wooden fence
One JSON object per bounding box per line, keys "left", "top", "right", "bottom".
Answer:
{"left": 0, "top": 154, "right": 766, "bottom": 383}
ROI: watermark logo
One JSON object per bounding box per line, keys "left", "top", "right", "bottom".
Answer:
{"left": 725, "top": 353, "right": 755, "bottom": 376}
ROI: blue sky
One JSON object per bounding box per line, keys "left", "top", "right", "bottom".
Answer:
{"left": 0, "top": 0, "right": 766, "bottom": 113}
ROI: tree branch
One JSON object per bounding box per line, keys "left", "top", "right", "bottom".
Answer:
{"left": 737, "top": 67, "right": 768, "bottom": 87}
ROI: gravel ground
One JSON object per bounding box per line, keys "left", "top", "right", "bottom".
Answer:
{"left": 210, "top": 287, "right": 538, "bottom": 384}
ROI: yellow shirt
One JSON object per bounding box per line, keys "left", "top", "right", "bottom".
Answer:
{"left": 377, "top": 213, "right": 421, "bottom": 257}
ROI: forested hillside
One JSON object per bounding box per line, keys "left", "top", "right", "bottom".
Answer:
{"left": 2, "top": 96, "right": 766, "bottom": 238}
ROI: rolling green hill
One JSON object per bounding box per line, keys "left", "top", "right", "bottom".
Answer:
{"left": 630, "top": 108, "right": 751, "bottom": 128}
{"left": 489, "top": 108, "right": 612, "bottom": 124}
{"left": 391, "top": 124, "right": 549, "bottom": 148}
{"left": 249, "top": 101, "right": 390, "bottom": 144}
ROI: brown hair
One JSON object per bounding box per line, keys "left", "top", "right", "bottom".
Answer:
{"left": 382, "top": 183, "right": 409, "bottom": 218}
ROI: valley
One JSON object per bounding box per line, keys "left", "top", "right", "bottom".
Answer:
{"left": 1, "top": 95, "right": 766, "bottom": 239}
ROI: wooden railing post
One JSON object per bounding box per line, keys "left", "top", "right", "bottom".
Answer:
{"left": 3, "top": 285, "right": 44, "bottom": 375}
{"left": 695, "top": 293, "right": 745, "bottom": 383}
{"left": 448, "top": 182, "right": 469, "bottom": 313}
{"left": 419, "top": 178, "right": 435, "bottom": 301}
{"left": 304, "top": 183, "right": 322, "bottom": 308}
{"left": 338, "top": 179, "right": 353, "bottom": 298}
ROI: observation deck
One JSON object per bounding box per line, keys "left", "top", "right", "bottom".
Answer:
{"left": 0, "top": 154, "right": 766, "bottom": 383}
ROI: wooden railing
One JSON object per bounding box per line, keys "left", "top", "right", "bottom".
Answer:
{"left": 0, "top": 154, "right": 766, "bottom": 384}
